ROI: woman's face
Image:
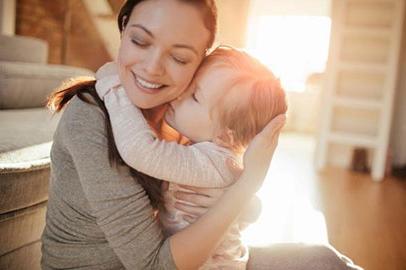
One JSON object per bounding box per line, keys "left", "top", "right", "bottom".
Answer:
{"left": 118, "top": 0, "right": 211, "bottom": 109}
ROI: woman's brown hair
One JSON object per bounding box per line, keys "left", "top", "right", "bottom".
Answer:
{"left": 47, "top": 0, "right": 218, "bottom": 209}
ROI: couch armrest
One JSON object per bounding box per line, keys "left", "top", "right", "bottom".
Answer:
{"left": 0, "top": 61, "right": 94, "bottom": 109}
{"left": 0, "top": 35, "right": 48, "bottom": 64}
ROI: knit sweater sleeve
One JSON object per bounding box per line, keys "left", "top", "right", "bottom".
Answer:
{"left": 62, "top": 95, "right": 176, "bottom": 270}
{"left": 101, "top": 85, "right": 235, "bottom": 188}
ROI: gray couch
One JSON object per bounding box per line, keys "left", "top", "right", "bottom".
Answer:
{"left": 0, "top": 34, "right": 94, "bottom": 269}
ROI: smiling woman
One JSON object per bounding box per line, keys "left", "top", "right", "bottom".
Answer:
{"left": 41, "top": 0, "right": 362, "bottom": 269}
{"left": 116, "top": 0, "right": 211, "bottom": 108}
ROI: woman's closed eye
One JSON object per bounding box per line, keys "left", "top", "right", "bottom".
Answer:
{"left": 131, "top": 36, "right": 148, "bottom": 47}
{"left": 172, "top": 55, "right": 190, "bottom": 65}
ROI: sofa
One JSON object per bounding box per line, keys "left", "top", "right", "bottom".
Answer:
{"left": 0, "top": 34, "right": 94, "bottom": 269}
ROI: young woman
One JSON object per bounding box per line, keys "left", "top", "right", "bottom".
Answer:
{"left": 42, "top": 0, "right": 361, "bottom": 269}
{"left": 94, "top": 46, "right": 288, "bottom": 269}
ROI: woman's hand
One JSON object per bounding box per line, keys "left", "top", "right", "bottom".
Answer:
{"left": 242, "top": 114, "right": 286, "bottom": 190}
{"left": 163, "top": 183, "right": 226, "bottom": 223}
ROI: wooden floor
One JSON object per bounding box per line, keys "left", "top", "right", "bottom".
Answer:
{"left": 243, "top": 133, "right": 406, "bottom": 270}
{"left": 316, "top": 167, "right": 406, "bottom": 270}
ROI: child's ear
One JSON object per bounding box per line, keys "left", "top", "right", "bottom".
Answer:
{"left": 213, "top": 128, "right": 235, "bottom": 149}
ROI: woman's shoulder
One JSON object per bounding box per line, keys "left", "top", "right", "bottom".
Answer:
{"left": 58, "top": 94, "right": 106, "bottom": 140}
{"left": 62, "top": 94, "right": 105, "bottom": 127}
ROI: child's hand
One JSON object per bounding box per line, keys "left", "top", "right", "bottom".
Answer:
{"left": 95, "top": 62, "right": 118, "bottom": 80}
{"left": 242, "top": 114, "right": 286, "bottom": 190}
{"left": 95, "top": 62, "right": 121, "bottom": 100}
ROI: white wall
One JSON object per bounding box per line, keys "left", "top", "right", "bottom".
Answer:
{"left": 215, "top": 0, "right": 250, "bottom": 48}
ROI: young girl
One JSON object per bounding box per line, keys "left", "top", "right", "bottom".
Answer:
{"left": 96, "top": 47, "right": 287, "bottom": 269}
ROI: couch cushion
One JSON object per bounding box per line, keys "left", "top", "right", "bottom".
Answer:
{"left": 0, "top": 202, "right": 46, "bottom": 256}
{"left": 0, "top": 61, "right": 94, "bottom": 109}
{"left": 0, "top": 108, "right": 60, "bottom": 153}
{"left": 0, "top": 35, "right": 48, "bottom": 64}
{"left": 0, "top": 240, "right": 42, "bottom": 270}
{"left": 0, "top": 142, "right": 51, "bottom": 214}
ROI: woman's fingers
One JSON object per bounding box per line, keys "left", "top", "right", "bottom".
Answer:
{"left": 176, "top": 185, "right": 225, "bottom": 197}
{"left": 161, "top": 181, "right": 169, "bottom": 192}
{"left": 226, "top": 158, "right": 243, "bottom": 178}
{"left": 174, "top": 202, "right": 208, "bottom": 216}
{"left": 241, "top": 114, "right": 286, "bottom": 189}
{"left": 257, "top": 114, "right": 286, "bottom": 148}
{"left": 174, "top": 191, "right": 217, "bottom": 208}
{"left": 183, "top": 215, "right": 198, "bottom": 224}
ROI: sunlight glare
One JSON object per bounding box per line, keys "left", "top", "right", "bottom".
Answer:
{"left": 241, "top": 133, "right": 329, "bottom": 246}
{"left": 246, "top": 16, "right": 331, "bottom": 92}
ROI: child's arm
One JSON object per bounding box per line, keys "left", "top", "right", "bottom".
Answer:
{"left": 97, "top": 76, "right": 234, "bottom": 188}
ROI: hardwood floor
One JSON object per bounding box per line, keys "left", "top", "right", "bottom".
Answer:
{"left": 243, "top": 132, "right": 406, "bottom": 270}
{"left": 316, "top": 168, "right": 406, "bottom": 270}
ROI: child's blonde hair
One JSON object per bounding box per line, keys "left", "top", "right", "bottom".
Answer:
{"left": 202, "top": 46, "right": 288, "bottom": 153}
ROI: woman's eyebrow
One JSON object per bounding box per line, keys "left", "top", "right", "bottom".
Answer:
{"left": 129, "top": 24, "right": 153, "bottom": 37}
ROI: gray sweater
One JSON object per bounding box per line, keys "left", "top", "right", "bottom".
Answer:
{"left": 41, "top": 95, "right": 176, "bottom": 270}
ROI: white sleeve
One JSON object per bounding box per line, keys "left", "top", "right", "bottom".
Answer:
{"left": 103, "top": 87, "right": 235, "bottom": 188}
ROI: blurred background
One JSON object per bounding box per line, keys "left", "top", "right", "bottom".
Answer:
{"left": 0, "top": 0, "right": 405, "bottom": 270}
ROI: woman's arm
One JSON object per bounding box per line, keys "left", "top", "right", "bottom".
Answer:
{"left": 62, "top": 96, "right": 175, "bottom": 270}
{"left": 97, "top": 77, "right": 234, "bottom": 188}
{"left": 167, "top": 184, "right": 261, "bottom": 226}
{"left": 169, "top": 114, "right": 286, "bottom": 269}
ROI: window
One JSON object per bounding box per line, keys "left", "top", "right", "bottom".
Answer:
{"left": 246, "top": 9, "right": 331, "bottom": 92}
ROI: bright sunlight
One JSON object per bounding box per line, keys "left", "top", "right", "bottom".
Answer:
{"left": 246, "top": 16, "right": 331, "bottom": 92}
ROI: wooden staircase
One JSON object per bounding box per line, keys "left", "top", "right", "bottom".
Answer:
{"left": 315, "top": 0, "right": 405, "bottom": 181}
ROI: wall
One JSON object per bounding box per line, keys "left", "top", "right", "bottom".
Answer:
{"left": 215, "top": 0, "right": 250, "bottom": 48}
{"left": 15, "top": 0, "right": 111, "bottom": 71}
{"left": 391, "top": 5, "right": 406, "bottom": 166}
{"left": 0, "top": 0, "right": 16, "bottom": 35}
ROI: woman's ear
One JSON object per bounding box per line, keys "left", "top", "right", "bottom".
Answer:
{"left": 121, "top": 15, "right": 128, "bottom": 38}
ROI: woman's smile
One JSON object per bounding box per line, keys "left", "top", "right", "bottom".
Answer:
{"left": 131, "top": 71, "right": 168, "bottom": 94}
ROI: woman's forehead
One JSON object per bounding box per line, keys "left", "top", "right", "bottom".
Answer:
{"left": 128, "top": 0, "right": 210, "bottom": 51}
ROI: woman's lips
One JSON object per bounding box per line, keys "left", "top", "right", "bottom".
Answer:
{"left": 131, "top": 72, "right": 167, "bottom": 94}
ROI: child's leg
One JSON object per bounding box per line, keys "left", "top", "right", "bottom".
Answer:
{"left": 247, "top": 243, "right": 363, "bottom": 270}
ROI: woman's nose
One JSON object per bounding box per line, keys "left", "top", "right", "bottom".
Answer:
{"left": 144, "top": 50, "right": 165, "bottom": 77}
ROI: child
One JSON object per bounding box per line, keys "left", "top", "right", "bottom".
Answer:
{"left": 96, "top": 47, "right": 287, "bottom": 269}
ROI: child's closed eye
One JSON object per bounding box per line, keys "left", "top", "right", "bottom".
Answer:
{"left": 192, "top": 93, "right": 199, "bottom": 103}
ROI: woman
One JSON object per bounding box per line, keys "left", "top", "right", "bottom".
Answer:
{"left": 42, "top": 0, "right": 361, "bottom": 269}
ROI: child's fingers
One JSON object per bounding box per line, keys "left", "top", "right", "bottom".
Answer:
{"left": 95, "top": 62, "right": 118, "bottom": 80}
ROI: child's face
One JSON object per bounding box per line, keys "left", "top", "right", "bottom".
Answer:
{"left": 164, "top": 64, "right": 235, "bottom": 142}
